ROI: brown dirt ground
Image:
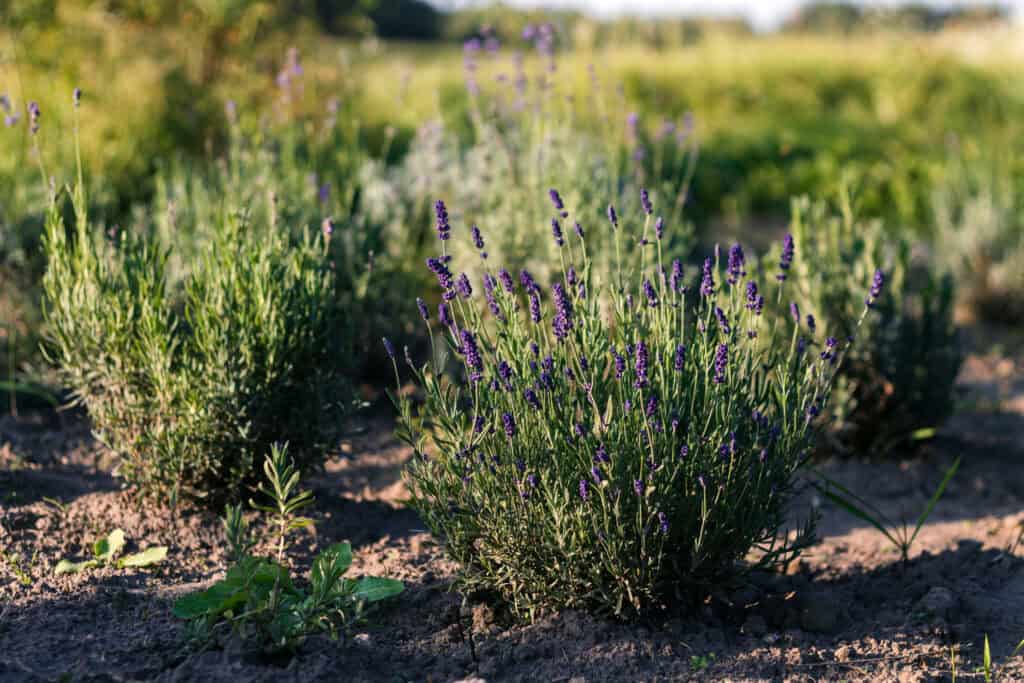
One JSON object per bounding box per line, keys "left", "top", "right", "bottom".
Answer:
{"left": 2, "top": 326, "right": 1023, "bottom": 683}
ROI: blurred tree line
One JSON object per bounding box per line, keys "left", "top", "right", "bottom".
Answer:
{"left": 784, "top": 2, "right": 1009, "bottom": 34}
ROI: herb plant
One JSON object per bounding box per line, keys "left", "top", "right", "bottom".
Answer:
{"left": 54, "top": 528, "right": 167, "bottom": 575}
{"left": 390, "top": 188, "right": 864, "bottom": 618}
{"left": 41, "top": 95, "right": 354, "bottom": 505}
{"left": 786, "top": 193, "right": 961, "bottom": 455}
{"left": 173, "top": 445, "right": 403, "bottom": 654}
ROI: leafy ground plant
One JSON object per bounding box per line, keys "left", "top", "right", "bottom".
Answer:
{"left": 815, "top": 456, "right": 961, "bottom": 567}
{"left": 389, "top": 188, "right": 870, "bottom": 619}
{"left": 54, "top": 528, "right": 167, "bottom": 575}
{"left": 786, "top": 192, "right": 961, "bottom": 455}
{"left": 41, "top": 92, "right": 353, "bottom": 505}
{"left": 173, "top": 445, "right": 403, "bottom": 654}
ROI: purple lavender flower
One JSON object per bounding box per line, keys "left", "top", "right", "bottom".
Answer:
{"left": 866, "top": 269, "right": 885, "bottom": 307}
{"left": 700, "top": 257, "right": 715, "bottom": 297}
{"left": 498, "top": 269, "right": 515, "bottom": 293}
{"left": 473, "top": 415, "right": 485, "bottom": 434}
{"left": 574, "top": 222, "right": 585, "bottom": 239}
{"left": 529, "top": 292, "right": 542, "bottom": 323}
{"left": 530, "top": 342, "right": 540, "bottom": 357}
{"left": 382, "top": 337, "right": 395, "bottom": 359}
{"left": 679, "top": 444, "right": 689, "bottom": 460}
{"left": 434, "top": 199, "right": 450, "bottom": 241}
{"left": 461, "top": 330, "right": 483, "bottom": 381}
{"left": 594, "top": 444, "right": 610, "bottom": 463}
{"left": 439, "top": 302, "right": 454, "bottom": 327}
{"left": 777, "top": 234, "right": 794, "bottom": 281}
{"left": 417, "top": 298, "right": 429, "bottom": 322}
{"left": 579, "top": 355, "right": 589, "bottom": 372}
{"left": 72, "top": 88, "right": 82, "bottom": 108}
{"left": 319, "top": 183, "right": 330, "bottom": 204}
{"left": 548, "top": 188, "right": 564, "bottom": 211}
{"left": 790, "top": 302, "right": 801, "bottom": 324}
{"left": 552, "top": 282, "right": 573, "bottom": 341}
{"left": 640, "top": 187, "right": 653, "bottom": 215}
{"left": 655, "top": 216, "right": 664, "bottom": 240}
{"left": 674, "top": 344, "right": 686, "bottom": 371}
{"left": 27, "top": 101, "right": 40, "bottom": 135}
{"left": 607, "top": 204, "right": 618, "bottom": 230}
{"left": 426, "top": 257, "right": 453, "bottom": 290}
{"left": 657, "top": 511, "right": 669, "bottom": 534}
{"left": 727, "top": 243, "right": 746, "bottom": 285}
{"left": 634, "top": 479, "right": 645, "bottom": 496}
{"left": 471, "top": 225, "right": 485, "bottom": 250}
{"left": 634, "top": 341, "right": 649, "bottom": 388}
{"left": 503, "top": 412, "right": 517, "bottom": 439}
{"left": 745, "top": 281, "right": 759, "bottom": 309}
{"left": 820, "top": 336, "right": 839, "bottom": 364}
{"left": 524, "top": 388, "right": 541, "bottom": 410}
{"left": 713, "top": 343, "right": 728, "bottom": 384}
{"left": 646, "top": 394, "right": 658, "bottom": 418}
{"left": 670, "top": 259, "right": 684, "bottom": 293}
{"left": 613, "top": 350, "right": 626, "bottom": 380}
{"left": 520, "top": 269, "right": 540, "bottom": 293}
{"left": 456, "top": 273, "right": 473, "bottom": 299}
{"left": 806, "top": 314, "right": 816, "bottom": 333}
{"left": 715, "top": 306, "right": 731, "bottom": 335}
{"left": 579, "top": 478, "right": 589, "bottom": 501}
{"left": 643, "top": 279, "right": 659, "bottom": 307}
{"left": 498, "top": 360, "right": 514, "bottom": 382}
{"left": 551, "top": 218, "right": 565, "bottom": 247}
{"left": 591, "top": 466, "right": 603, "bottom": 483}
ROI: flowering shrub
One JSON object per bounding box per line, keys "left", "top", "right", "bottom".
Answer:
{"left": 41, "top": 96, "right": 355, "bottom": 506}
{"left": 787, "top": 195, "right": 961, "bottom": 454}
{"left": 390, "top": 189, "right": 860, "bottom": 618}
{"left": 932, "top": 149, "right": 1024, "bottom": 323}
{"left": 367, "top": 26, "right": 698, "bottom": 287}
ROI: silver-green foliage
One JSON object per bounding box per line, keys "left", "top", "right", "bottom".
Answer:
{"left": 41, "top": 118, "right": 350, "bottom": 505}
{"left": 787, "top": 194, "right": 961, "bottom": 454}
{"left": 173, "top": 445, "right": 403, "bottom": 654}
{"left": 54, "top": 528, "right": 167, "bottom": 575}
{"left": 391, "top": 191, "right": 849, "bottom": 619}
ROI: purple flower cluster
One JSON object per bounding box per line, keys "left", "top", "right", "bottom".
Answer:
{"left": 777, "top": 234, "right": 794, "bottom": 281}
{"left": 529, "top": 292, "right": 542, "bottom": 323}
{"left": 427, "top": 257, "right": 453, "bottom": 291}
{"left": 417, "top": 297, "right": 429, "bottom": 322}
{"left": 503, "top": 412, "right": 517, "bottom": 439}
{"left": 713, "top": 343, "right": 728, "bottom": 384}
{"left": 607, "top": 204, "right": 618, "bottom": 230}
{"left": 866, "top": 269, "right": 885, "bottom": 307}
{"left": 674, "top": 344, "right": 686, "bottom": 371}
{"left": 435, "top": 199, "right": 450, "bottom": 241}
{"left": 700, "top": 257, "right": 715, "bottom": 297}
{"left": 552, "top": 282, "right": 573, "bottom": 340}
{"left": 634, "top": 341, "right": 649, "bottom": 388}
{"left": 461, "top": 330, "right": 483, "bottom": 381}
{"left": 456, "top": 273, "right": 473, "bottom": 299}
{"left": 820, "top": 336, "right": 839, "bottom": 364}
{"left": 439, "top": 302, "right": 454, "bottom": 327}
{"left": 670, "top": 259, "right": 684, "bottom": 293}
{"left": 643, "top": 279, "right": 658, "bottom": 307}
{"left": 640, "top": 187, "right": 653, "bottom": 216}
{"left": 727, "top": 243, "right": 746, "bottom": 285}
{"left": 27, "top": 101, "right": 40, "bottom": 135}
{"left": 471, "top": 225, "right": 485, "bottom": 250}
{"left": 551, "top": 219, "right": 565, "bottom": 247}
{"left": 655, "top": 216, "right": 665, "bottom": 240}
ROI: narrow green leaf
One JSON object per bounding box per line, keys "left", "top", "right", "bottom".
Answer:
{"left": 983, "top": 634, "right": 992, "bottom": 682}
{"left": 909, "top": 456, "right": 960, "bottom": 548}
{"left": 117, "top": 546, "right": 167, "bottom": 568}
{"left": 351, "top": 577, "right": 404, "bottom": 603}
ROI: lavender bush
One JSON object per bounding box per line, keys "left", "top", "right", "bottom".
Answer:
{"left": 367, "top": 25, "right": 698, "bottom": 287}
{"left": 786, "top": 194, "right": 961, "bottom": 455}
{"left": 389, "top": 190, "right": 861, "bottom": 618}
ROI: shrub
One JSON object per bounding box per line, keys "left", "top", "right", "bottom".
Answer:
{"left": 389, "top": 189, "right": 859, "bottom": 618}
{"left": 932, "top": 148, "right": 1024, "bottom": 323}
{"left": 787, "top": 194, "right": 961, "bottom": 455}
{"left": 366, "top": 34, "right": 698, "bottom": 287}
{"left": 41, "top": 105, "right": 354, "bottom": 506}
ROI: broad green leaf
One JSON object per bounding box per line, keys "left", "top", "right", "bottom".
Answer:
{"left": 118, "top": 546, "right": 167, "bottom": 568}
{"left": 311, "top": 543, "right": 352, "bottom": 596}
{"left": 93, "top": 529, "right": 126, "bottom": 562}
{"left": 54, "top": 558, "right": 99, "bottom": 575}
{"left": 351, "top": 577, "right": 404, "bottom": 603}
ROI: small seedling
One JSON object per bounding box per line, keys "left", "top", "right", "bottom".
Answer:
{"left": 173, "top": 444, "right": 403, "bottom": 653}
{"left": 814, "top": 456, "right": 960, "bottom": 566}
{"left": 983, "top": 634, "right": 992, "bottom": 682}
{"left": 690, "top": 652, "right": 716, "bottom": 672}
{"left": 3, "top": 551, "right": 35, "bottom": 586}
{"left": 53, "top": 528, "right": 167, "bottom": 575}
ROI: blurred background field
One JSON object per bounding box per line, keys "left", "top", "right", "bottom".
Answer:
{"left": 2, "top": 0, "right": 1024, "bottom": 398}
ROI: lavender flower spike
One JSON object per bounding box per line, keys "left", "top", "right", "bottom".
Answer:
{"left": 777, "top": 234, "right": 794, "bottom": 281}
{"left": 713, "top": 343, "right": 728, "bottom": 384}
{"left": 866, "top": 269, "right": 885, "bottom": 307}
{"left": 640, "top": 187, "right": 653, "bottom": 215}
{"left": 434, "top": 199, "right": 450, "bottom": 241}
{"left": 460, "top": 330, "right": 484, "bottom": 381}
{"left": 700, "top": 257, "right": 715, "bottom": 297}
{"left": 548, "top": 188, "right": 564, "bottom": 211}
{"left": 607, "top": 204, "right": 618, "bottom": 229}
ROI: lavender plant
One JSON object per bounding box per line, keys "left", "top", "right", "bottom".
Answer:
{"left": 389, "top": 189, "right": 859, "bottom": 618}
{"left": 367, "top": 26, "right": 698, "bottom": 287}
{"left": 41, "top": 93, "right": 353, "bottom": 505}
{"left": 786, "top": 194, "right": 961, "bottom": 455}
